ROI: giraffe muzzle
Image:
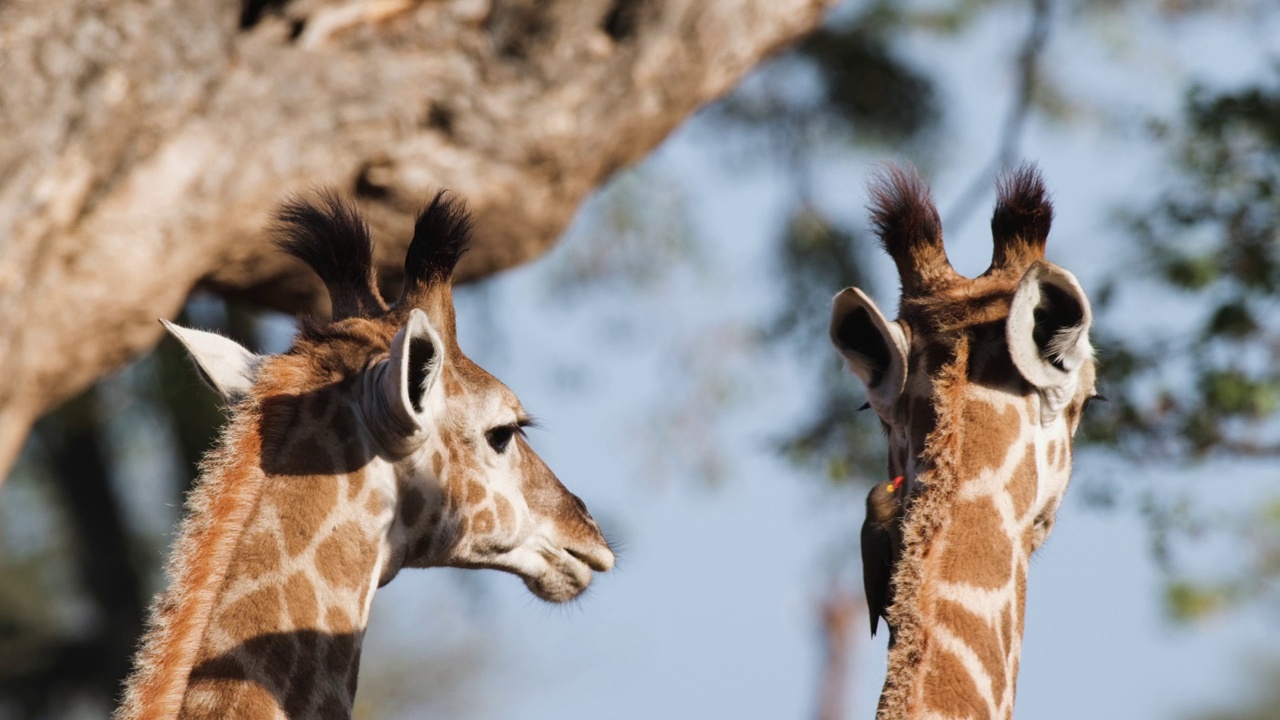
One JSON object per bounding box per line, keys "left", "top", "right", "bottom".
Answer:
{"left": 567, "top": 543, "right": 615, "bottom": 573}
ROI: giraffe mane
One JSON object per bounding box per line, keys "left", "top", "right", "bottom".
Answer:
{"left": 867, "top": 163, "right": 959, "bottom": 298}
{"left": 272, "top": 190, "right": 387, "bottom": 320}
{"left": 115, "top": 411, "right": 269, "bottom": 720}
{"left": 878, "top": 336, "right": 971, "bottom": 719}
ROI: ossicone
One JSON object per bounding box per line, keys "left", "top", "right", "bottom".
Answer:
{"left": 867, "top": 164, "right": 960, "bottom": 296}
{"left": 988, "top": 162, "right": 1053, "bottom": 275}
{"left": 398, "top": 190, "right": 472, "bottom": 307}
{"left": 272, "top": 190, "right": 387, "bottom": 320}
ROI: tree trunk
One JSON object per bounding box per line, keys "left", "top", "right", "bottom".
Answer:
{"left": 0, "top": 0, "right": 833, "bottom": 479}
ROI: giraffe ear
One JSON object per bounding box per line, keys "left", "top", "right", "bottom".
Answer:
{"left": 1007, "top": 261, "right": 1093, "bottom": 390}
{"left": 161, "top": 320, "right": 261, "bottom": 404}
{"left": 830, "top": 287, "right": 909, "bottom": 409}
{"left": 376, "top": 308, "right": 445, "bottom": 433}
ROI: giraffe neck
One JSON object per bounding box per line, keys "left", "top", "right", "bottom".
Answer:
{"left": 880, "top": 345, "right": 1044, "bottom": 720}
{"left": 117, "top": 397, "right": 399, "bottom": 720}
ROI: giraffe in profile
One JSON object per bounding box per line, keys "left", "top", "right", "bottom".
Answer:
{"left": 831, "top": 164, "right": 1097, "bottom": 719}
{"left": 117, "top": 191, "right": 613, "bottom": 719}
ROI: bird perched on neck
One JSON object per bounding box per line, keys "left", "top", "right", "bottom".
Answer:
{"left": 862, "top": 475, "right": 906, "bottom": 644}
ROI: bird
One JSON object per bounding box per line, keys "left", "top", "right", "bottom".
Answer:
{"left": 861, "top": 475, "right": 906, "bottom": 644}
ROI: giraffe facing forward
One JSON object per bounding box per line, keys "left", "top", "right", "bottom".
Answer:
{"left": 831, "top": 164, "right": 1097, "bottom": 719}
{"left": 117, "top": 192, "right": 613, "bottom": 719}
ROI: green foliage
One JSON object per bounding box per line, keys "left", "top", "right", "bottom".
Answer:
{"left": 716, "top": 3, "right": 942, "bottom": 154}
{"left": 750, "top": 3, "right": 1280, "bottom": 647}
{"left": 715, "top": 2, "right": 950, "bottom": 485}
{"left": 1097, "top": 70, "right": 1280, "bottom": 459}
{"left": 1165, "top": 580, "right": 1230, "bottom": 621}
{"left": 768, "top": 210, "right": 885, "bottom": 482}
{"left": 796, "top": 24, "right": 939, "bottom": 146}
{"left": 1081, "top": 71, "right": 1280, "bottom": 640}
{"left": 544, "top": 170, "right": 696, "bottom": 298}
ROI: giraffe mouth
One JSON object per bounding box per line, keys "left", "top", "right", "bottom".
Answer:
{"left": 516, "top": 542, "right": 613, "bottom": 603}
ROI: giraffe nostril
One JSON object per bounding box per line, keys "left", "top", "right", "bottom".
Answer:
{"left": 567, "top": 545, "right": 614, "bottom": 572}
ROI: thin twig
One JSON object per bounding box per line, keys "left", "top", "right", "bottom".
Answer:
{"left": 816, "top": 584, "right": 864, "bottom": 720}
{"left": 943, "top": 0, "right": 1053, "bottom": 235}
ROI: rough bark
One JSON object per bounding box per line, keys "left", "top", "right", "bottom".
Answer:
{"left": 0, "top": 0, "right": 834, "bottom": 479}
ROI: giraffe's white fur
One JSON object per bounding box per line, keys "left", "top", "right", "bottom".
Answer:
{"left": 830, "top": 287, "right": 911, "bottom": 415}
{"left": 161, "top": 320, "right": 263, "bottom": 404}
{"left": 1006, "top": 262, "right": 1094, "bottom": 425}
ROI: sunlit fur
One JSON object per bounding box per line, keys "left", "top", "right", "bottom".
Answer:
{"left": 833, "top": 164, "right": 1096, "bottom": 720}
{"left": 117, "top": 191, "right": 612, "bottom": 719}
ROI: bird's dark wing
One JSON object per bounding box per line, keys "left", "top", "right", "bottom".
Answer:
{"left": 861, "top": 518, "right": 892, "bottom": 638}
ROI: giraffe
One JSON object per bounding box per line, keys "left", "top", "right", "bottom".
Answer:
{"left": 116, "top": 191, "right": 614, "bottom": 720}
{"left": 830, "top": 163, "right": 1097, "bottom": 719}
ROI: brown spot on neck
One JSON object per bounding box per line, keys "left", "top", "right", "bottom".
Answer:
{"left": 920, "top": 644, "right": 987, "bottom": 717}
{"left": 277, "top": 475, "right": 340, "bottom": 557}
{"left": 959, "top": 400, "right": 1022, "bottom": 477}
{"left": 931, "top": 597, "right": 1008, "bottom": 705}
{"left": 315, "top": 521, "right": 378, "bottom": 591}
{"left": 284, "top": 573, "right": 319, "bottom": 628}
{"left": 933, "top": 498, "right": 1013, "bottom": 589}
{"left": 1007, "top": 452, "right": 1037, "bottom": 519}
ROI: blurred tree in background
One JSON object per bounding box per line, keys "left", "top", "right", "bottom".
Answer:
{"left": 1090, "top": 71, "right": 1280, "bottom": 622}
{"left": 726, "top": 0, "right": 1280, "bottom": 625}
{"left": 705, "top": 0, "right": 1280, "bottom": 712}
{"left": 0, "top": 0, "right": 833, "bottom": 714}
{"left": 3, "top": 0, "right": 1280, "bottom": 718}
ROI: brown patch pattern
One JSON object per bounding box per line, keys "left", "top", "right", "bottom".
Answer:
{"left": 315, "top": 522, "right": 374, "bottom": 590}
{"left": 494, "top": 495, "right": 515, "bottom": 532}
{"left": 218, "top": 586, "right": 282, "bottom": 647}
{"left": 960, "top": 401, "right": 1020, "bottom": 476}
{"left": 325, "top": 606, "right": 356, "bottom": 634}
{"left": 935, "top": 498, "right": 1012, "bottom": 589}
{"left": 277, "top": 475, "right": 339, "bottom": 557}
{"left": 921, "top": 645, "right": 987, "bottom": 717}
{"left": 933, "top": 598, "right": 1007, "bottom": 703}
{"left": 221, "top": 530, "right": 282, "bottom": 589}
{"left": 284, "top": 573, "right": 319, "bottom": 629}
{"left": 472, "top": 508, "right": 495, "bottom": 535}
{"left": 1006, "top": 451, "right": 1037, "bottom": 519}
{"left": 120, "top": 193, "right": 617, "bottom": 720}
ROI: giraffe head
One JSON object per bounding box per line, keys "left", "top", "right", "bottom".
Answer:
{"left": 831, "top": 163, "right": 1096, "bottom": 546}
{"left": 831, "top": 164, "right": 1099, "bottom": 716}
{"left": 164, "top": 192, "right": 613, "bottom": 603}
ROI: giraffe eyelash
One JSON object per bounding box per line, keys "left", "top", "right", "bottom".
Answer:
{"left": 1082, "top": 392, "right": 1108, "bottom": 413}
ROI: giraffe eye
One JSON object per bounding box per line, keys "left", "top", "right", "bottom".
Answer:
{"left": 486, "top": 425, "right": 516, "bottom": 453}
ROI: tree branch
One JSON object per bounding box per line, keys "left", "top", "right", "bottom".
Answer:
{"left": 816, "top": 584, "right": 862, "bottom": 720}
{"left": 942, "top": 0, "right": 1052, "bottom": 233}
{"left": 0, "top": 0, "right": 836, "bottom": 479}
